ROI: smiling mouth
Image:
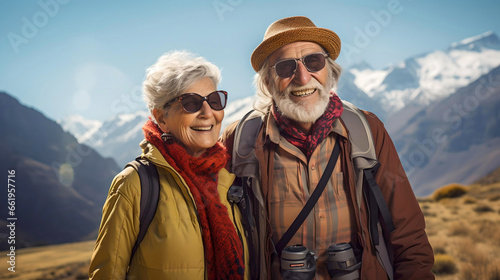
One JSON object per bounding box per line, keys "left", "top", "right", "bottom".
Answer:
{"left": 191, "top": 125, "right": 213, "bottom": 131}
{"left": 290, "top": 88, "right": 316, "bottom": 97}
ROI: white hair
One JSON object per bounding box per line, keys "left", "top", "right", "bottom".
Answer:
{"left": 142, "top": 50, "right": 221, "bottom": 115}
{"left": 253, "top": 57, "right": 342, "bottom": 115}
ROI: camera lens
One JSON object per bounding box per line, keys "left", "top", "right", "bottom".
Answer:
{"left": 327, "top": 243, "right": 361, "bottom": 280}
{"left": 282, "top": 245, "right": 308, "bottom": 260}
{"left": 281, "top": 245, "right": 316, "bottom": 280}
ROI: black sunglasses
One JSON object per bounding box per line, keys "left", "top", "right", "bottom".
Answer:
{"left": 271, "top": 52, "right": 328, "bottom": 78}
{"left": 164, "top": 90, "right": 228, "bottom": 113}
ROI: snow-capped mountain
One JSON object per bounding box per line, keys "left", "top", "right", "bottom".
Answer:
{"left": 449, "top": 31, "right": 500, "bottom": 51}
{"left": 61, "top": 110, "right": 150, "bottom": 167}
{"left": 337, "top": 67, "right": 386, "bottom": 119}
{"left": 390, "top": 65, "right": 500, "bottom": 196}
{"left": 349, "top": 31, "right": 500, "bottom": 113}
{"left": 59, "top": 115, "right": 102, "bottom": 143}
{"left": 222, "top": 96, "right": 254, "bottom": 129}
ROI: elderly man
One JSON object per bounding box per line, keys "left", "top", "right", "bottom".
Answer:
{"left": 221, "top": 16, "right": 434, "bottom": 280}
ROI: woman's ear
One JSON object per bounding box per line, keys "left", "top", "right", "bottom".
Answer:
{"left": 153, "top": 108, "right": 169, "bottom": 133}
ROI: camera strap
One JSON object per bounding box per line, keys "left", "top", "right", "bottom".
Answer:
{"left": 275, "top": 138, "right": 340, "bottom": 256}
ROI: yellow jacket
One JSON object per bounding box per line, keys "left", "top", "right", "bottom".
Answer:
{"left": 89, "top": 141, "right": 250, "bottom": 279}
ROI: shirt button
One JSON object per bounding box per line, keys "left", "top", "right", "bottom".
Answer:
{"left": 311, "top": 164, "right": 316, "bottom": 170}
{"left": 319, "top": 215, "right": 324, "bottom": 221}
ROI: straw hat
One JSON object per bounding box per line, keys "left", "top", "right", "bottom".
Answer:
{"left": 251, "top": 16, "right": 341, "bottom": 72}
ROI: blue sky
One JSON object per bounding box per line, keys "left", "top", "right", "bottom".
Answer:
{"left": 1, "top": 0, "right": 499, "bottom": 121}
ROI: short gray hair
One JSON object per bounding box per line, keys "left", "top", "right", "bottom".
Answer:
{"left": 253, "top": 57, "right": 342, "bottom": 114}
{"left": 143, "top": 50, "right": 221, "bottom": 114}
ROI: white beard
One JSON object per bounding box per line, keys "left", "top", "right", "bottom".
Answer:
{"left": 273, "top": 79, "right": 331, "bottom": 123}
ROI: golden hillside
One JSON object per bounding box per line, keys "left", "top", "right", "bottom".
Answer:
{"left": 421, "top": 181, "right": 500, "bottom": 280}
{"left": 1, "top": 181, "right": 499, "bottom": 280}
{"left": 0, "top": 240, "right": 93, "bottom": 280}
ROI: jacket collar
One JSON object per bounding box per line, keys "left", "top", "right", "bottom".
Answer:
{"left": 140, "top": 139, "right": 169, "bottom": 167}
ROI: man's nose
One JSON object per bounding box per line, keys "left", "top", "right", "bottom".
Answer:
{"left": 292, "top": 60, "right": 312, "bottom": 86}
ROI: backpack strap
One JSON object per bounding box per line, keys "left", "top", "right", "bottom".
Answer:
{"left": 341, "top": 101, "right": 396, "bottom": 233}
{"left": 125, "top": 157, "right": 160, "bottom": 268}
{"left": 341, "top": 100, "right": 378, "bottom": 169}
{"left": 231, "top": 109, "right": 264, "bottom": 280}
{"left": 341, "top": 100, "right": 378, "bottom": 221}
{"left": 341, "top": 100, "right": 395, "bottom": 280}
{"left": 233, "top": 110, "right": 264, "bottom": 178}
{"left": 232, "top": 109, "right": 266, "bottom": 209}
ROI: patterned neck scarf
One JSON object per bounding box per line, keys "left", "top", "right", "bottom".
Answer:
{"left": 272, "top": 94, "right": 344, "bottom": 159}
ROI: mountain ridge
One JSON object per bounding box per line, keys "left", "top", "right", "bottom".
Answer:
{"left": 390, "top": 65, "right": 500, "bottom": 196}
{"left": 349, "top": 31, "right": 500, "bottom": 113}
{"left": 0, "top": 91, "right": 120, "bottom": 249}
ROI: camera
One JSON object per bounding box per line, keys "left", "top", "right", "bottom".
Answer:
{"left": 327, "top": 243, "right": 361, "bottom": 280}
{"left": 280, "top": 245, "right": 317, "bottom": 280}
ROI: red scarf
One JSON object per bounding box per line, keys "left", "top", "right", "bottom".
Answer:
{"left": 142, "top": 119, "right": 245, "bottom": 279}
{"left": 273, "top": 94, "right": 344, "bottom": 159}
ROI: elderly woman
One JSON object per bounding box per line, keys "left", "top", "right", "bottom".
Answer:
{"left": 89, "top": 51, "right": 248, "bottom": 279}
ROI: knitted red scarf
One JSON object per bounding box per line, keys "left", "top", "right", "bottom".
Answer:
{"left": 273, "top": 94, "right": 344, "bottom": 159}
{"left": 142, "top": 119, "right": 245, "bottom": 279}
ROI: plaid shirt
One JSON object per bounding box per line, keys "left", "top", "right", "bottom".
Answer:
{"left": 265, "top": 116, "right": 357, "bottom": 278}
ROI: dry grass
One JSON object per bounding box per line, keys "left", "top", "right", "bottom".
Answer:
{"left": 474, "top": 204, "right": 495, "bottom": 213}
{"left": 463, "top": 197, "right": 477, "bottom": 204}
{"left": 489, "top": 195, "right": 500, "bottom": 202}
{"left": 432, "top": 183, "right": 468, "bottom": 201}
{"left": 1, "top": 182, "right": 498, "bottom": 280}
{"left": 0, "top": 240, "right": 94, "bottom": 280}
{"left": 423, "top": 182, "right": 500, "bottom": 280}
{"left": 433, "top": 254, "right": 458, "bottom": 275}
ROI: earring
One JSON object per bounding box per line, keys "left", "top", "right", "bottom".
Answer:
{"left": 161, "top": 132, "right": 174, "bottom": 143}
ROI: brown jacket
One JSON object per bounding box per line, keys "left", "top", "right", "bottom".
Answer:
{"left": 220, "top": 110, "right": 434, "bottom": 280}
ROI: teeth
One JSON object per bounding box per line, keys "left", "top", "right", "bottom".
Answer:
{"left": 192, "top": 126, "right": 212, "bottom": 131}
{"left": 291, "top": 88, "right": 316, "bottom": 97}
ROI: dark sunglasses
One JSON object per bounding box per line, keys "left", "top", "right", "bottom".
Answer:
{"left": 271, "top": 52, "right": 328, "bottom": 78}
{"left": 164, "top": 90, "right": 228, "bottom": 113}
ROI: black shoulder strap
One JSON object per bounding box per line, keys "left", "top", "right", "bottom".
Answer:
{"left": 275, "top": 139, "right": 340, "bottom": 256}
{"left": 125, "top": 157, "right": 160, "bottom": 267}
{"left": 364, "top": 165, "right": 396, "bottom": 245}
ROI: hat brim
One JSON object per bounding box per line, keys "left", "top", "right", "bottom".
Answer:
{"left": 251, "top": 27, "right": 341, "bottom": 72}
